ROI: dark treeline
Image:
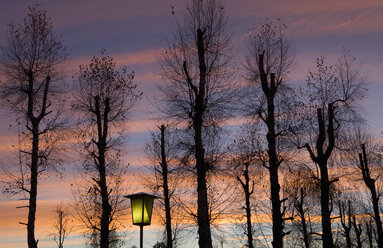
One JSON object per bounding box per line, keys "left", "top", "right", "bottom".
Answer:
{"left": 0, "top": 1, "right": 382, "bottom": 248}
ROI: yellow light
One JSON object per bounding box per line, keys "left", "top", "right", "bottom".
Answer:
{"left": 125, "top": 192, "right": 157, "bottom": 226}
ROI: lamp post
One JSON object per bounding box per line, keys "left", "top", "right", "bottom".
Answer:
{"left": 125, "top": 192, "right": 158, "bottom": 248}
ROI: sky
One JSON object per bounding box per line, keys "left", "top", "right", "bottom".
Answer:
{"left": 1, "top": 0, "right": 383, "bottom": 247}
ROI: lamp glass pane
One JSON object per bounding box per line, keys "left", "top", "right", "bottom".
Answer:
{"left": 143, "top": 195, "right": 154, "bottom": 225}
{"left": 131, "top": 198, "right": 144, "bottom": 225}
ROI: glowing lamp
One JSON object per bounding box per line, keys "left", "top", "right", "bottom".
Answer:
{"left": 125, "top": 192, "right": 158, "bottom": 248}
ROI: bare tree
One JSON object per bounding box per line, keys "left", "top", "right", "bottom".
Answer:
{"left": 243, "top": 19, "right": 295, "bottom": 248}
{"left": 357, "top": 143, "right": 383, "bottom": 247}
{"left": 284, "top": 168, "right": 321, "bottom": 248}
{"left": 49, "top": 202, "right": 72, "bottom": 248}
{"left": 364, "top": 216, "right": 377, "bottom": 248}
{"left": 145, "top": 124, "right": 186, "bottom": 247}
{"left": 228, "top": 123, "right": 265, "bottom": 248}
{"left": 72, "top": 178, "right": 127, "bottom": 248}
{"left": 352, "top": 216, "right": 364, "bottom": 248}
{"left": 296, "top": 51, "right": 366, "bottom": 248}
{"left": 72, "top": 52, "right": 141, "bottom": 248}
{"left": 159, "top": 0, "right": 234, "bottom": 247}
{"left": 233, "top": 155, "right": 255, "bottom": 248}
{"left": 157, "top": 125, "right": 174, "bottom": 248}
{"left": 331, "top": 185, "right": 370, "bottom": 248}
{"left": 336, "top": 199, "right": 353, "bottom": 248}
{"left": 0, "top": 6, "right": 68, "bottom": 248}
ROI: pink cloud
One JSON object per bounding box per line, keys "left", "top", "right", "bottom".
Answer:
{"left": 66, "top": 48, "right": 160, "bottom": 74}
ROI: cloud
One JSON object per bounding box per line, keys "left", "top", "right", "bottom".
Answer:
{"left": 226, "top": 0, "right": 383, "bottom": 39}
{"left": 226, "top": 0, "right": 383, "bottom": 19}
{"left": 0, "top": 0, "right": 171, "bottom": 30}
{"left": 66, "top": 48, "right": 160, "bottom": 73}
{"left": 290, "top": 7, "right": 383, "bottom": 37}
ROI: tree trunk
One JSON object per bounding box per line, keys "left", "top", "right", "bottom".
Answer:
{"left": 296, "top": 188, "right": 310, "bottom": 248}
{"left": 195, "top": 113, "right": 212, "bottom": 248}
{"left": 99, "top": 158, "right": 111, "bottom": 248}
{"left": 258, "top": 53, "right": 284, "bottom": 248}
{"left": 244, "top": 169, "right": 254, "bottom": 248}
{"left": 237, "top": 163, "right": 254, "bottom": 248}
{"left": 26, "top": 72, "right": 47, "bottom": 248}
{"left": 58, "top": 211, "right": 64, "bottom": 248}
{"left": 196, "top": 164, "right": 211, "bottom": 248}
{"left": 319, "top": 160, "right": 333, "bottom": 248}
{"left": 160, "top": 125, "right": 173, "bottom": 248}
{"left": 245, "top": 193, "right": 254, "bottom": 248}
{"left": 193, "top": 28, "right": 213, "bottom": 248}
{"left": 96, "top": 96, "right": 111, "bottom": 248}
{"left": 371, "top": 189, "right": 383, "bottom": 248}
{"left": 269, "top": 164, "right": 283, "bottom": 248}
{"left": 27, "top": 122, "right": 39, "bottom": 248}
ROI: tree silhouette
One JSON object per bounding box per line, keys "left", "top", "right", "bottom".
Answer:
{"left": 145, "top": 124, "right": 185, "bottom": 247}
{"left": 71, "top": 52, "right": 141, "bottom": 248}
{"left": 244, "top": 19, "right": 295, "bottom": 248}
{"left": 229, "top": 124, "right": 263, "bottom": 248}
{"left": 358, "top": 144, "right": 383, "bottom": 248}
{"left": 297, "top": 52, "right": 366, "bottom": 248}
{"left": 49, "top": 202, "right": 72, "bottom": 248}
{"left": 0, "top": 6, "right": 68, "bottom": 248}
{"left": 159, "top": 0, "right": 235, "bottom": 247}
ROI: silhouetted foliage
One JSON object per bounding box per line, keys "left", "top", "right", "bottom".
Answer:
{"left": 153, "top": 241, "right": 167, "bottom": 248}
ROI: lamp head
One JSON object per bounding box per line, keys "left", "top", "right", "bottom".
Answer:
{"left": 125, "top": 192, "right": 158, "bottom": 226}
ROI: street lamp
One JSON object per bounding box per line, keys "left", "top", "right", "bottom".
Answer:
{"left": 125, "top": 192, "right": 158, "bottom": 248}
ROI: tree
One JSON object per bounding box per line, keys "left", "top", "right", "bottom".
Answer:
{"left": 284, "top": 168, "right": 320, "bottom": 248}
{"left": 49, "top": 203, "right": 72, "bottom": 248}
{"left": 154, "top": 125, "right": 174, "bottom": 248}
{"left": 145, "top": 124, "right": 184, "bottom": 248}
{"left": 72, "top": 178, "right": 127, "bottom": 248}
{"left": 336, "top": 199, "right": 353, "bottom": 248}
{"left": 244, "top": 19, "right": 295, "bottom": 248}
{"left": 0, "top": 6, "right": 68, "bottom": 248}
{"left": 229, "top": 124, "right": 264, "bottom": 248}
{"left": 352, "top": 215, "right": 364, "bottom": 248}
{"left": 331, "top": 184, "right": 370, "bottom": 248}
{"left": 297, "top": 51, "right": 366, "bottom": 248}
{"left": 159, "top": 0, "right": 234, "bottom": 247}
{"left": 364, "top": 216, "right": 377, "bottom": 248}
{"left": 357, "top": 143, "right": 383, "bottom": 247}
{"left": 72, "top": 52, "right": 141, "bottom": 248}
{"left": 153, "top": 241, "right": 167, "bottom": 248}
{"left": 233, "top": 154, "right": 255, "bottom": 248}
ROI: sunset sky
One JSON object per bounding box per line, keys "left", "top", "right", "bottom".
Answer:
{"left": 1, "top": 0, "right": 383, "bottom": 247}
